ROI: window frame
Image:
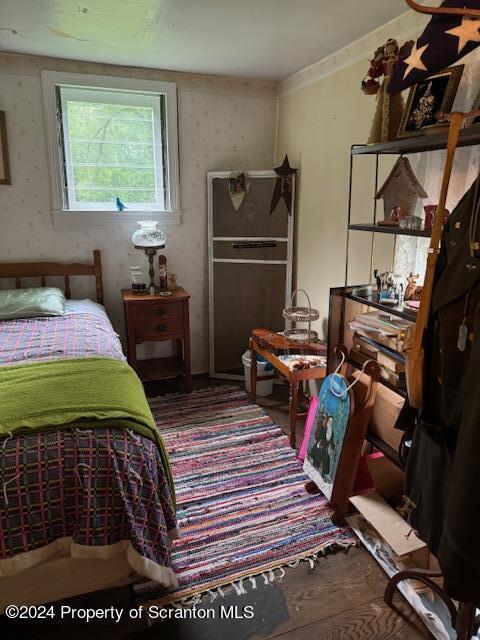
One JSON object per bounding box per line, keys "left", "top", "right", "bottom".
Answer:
{"left": 42, "top": 71, "right": 180, "bottom": 223}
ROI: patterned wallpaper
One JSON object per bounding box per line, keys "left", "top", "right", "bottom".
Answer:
{"left": 0, "top": 52, "right": 278, "bottom": 373}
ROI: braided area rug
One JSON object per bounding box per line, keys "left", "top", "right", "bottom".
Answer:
{"left": 135, "top": 385, "right": 357, "bottom": 604}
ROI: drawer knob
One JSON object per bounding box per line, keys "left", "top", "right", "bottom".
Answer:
{"left": 154, "top": 307, "right": 166, "bottom": 317}
{"left": 156, "top": 323, "right": 167, "bottom": 333}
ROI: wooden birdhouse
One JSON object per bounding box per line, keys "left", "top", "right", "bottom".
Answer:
{"left": 375, "top": 156, "right": 427, "bottom": 224}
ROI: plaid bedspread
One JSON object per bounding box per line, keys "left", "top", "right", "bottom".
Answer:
{"left": 0, "top": 429, "right": 177, "bottom": 575}
{"left": 0, "top": 313, "right": 125, "bottom": 366}
{"left": 0, "top": 307, "right": 178, "bottom": 586}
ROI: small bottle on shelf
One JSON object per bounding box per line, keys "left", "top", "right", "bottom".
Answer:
{"left": 158, "top": 255, "right": 168, "bottom": 291}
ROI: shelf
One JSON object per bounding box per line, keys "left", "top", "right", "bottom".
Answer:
{"left": 349, "top": 223, "right": 430, "bottom": 238}
{"left": 136, "top": 356, "right": 183, "bottom": 382}
{"left": 348, "top": 357, "right": 408, "bottom": 467}
{"left": 345, "top": 290, "right": 417, "bottom": 322}
{"left": 348, "top": 357, "right": 407, "bottom": 399}
{"left": 351, "top": 124, "right": 480, "bottom": 156}
{"left": 377, "top": 379, "right": 407, "bottom": 400}
{"left": 365, "top": 429, "right": 404, "bottom": 470}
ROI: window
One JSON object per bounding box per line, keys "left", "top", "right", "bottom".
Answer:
{"left": 42, "top": 72, "right": 180, "bottom": 219}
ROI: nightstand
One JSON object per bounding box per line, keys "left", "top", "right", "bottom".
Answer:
{"left": 122, "top": 288, "right": 191, "bottom": 392}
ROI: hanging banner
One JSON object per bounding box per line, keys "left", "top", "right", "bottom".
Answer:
{"left": 389, "top": 0, "right": 480, "bottom": 94}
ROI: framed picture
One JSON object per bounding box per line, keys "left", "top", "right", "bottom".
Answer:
{"left": 0, "top": 112, "right": 11, "bottom": 185}
{"left": 397, "top": 65, "right": 464, "bottom": 138}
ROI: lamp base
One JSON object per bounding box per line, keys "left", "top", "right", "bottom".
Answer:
{"left": 134, "top": 246, "right": 171, "bottom": 295}
{"left": 135, "top": 247, "right": 158, "bottom": 293}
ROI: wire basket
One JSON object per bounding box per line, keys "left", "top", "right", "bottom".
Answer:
{"left": 283, "top": 289, "right": 320, "bottom": 322}
{"left": 283, "top": 289, "right": 319, "bottom": 343}
{"left": 284, "top": 328, "right": 318, "bottom": 342}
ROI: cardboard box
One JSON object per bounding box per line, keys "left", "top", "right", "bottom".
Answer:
{"left": 366, "top": 454, "right": 405, "bottom": 499}
{"left": 349, "top": 490, "right": 428, "bottom": 568}
{"left": 369, "top": 383, "right": 405, "bottom": 451}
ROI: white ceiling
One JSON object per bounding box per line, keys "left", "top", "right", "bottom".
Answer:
{"left": 0, "top": 0, "right": 409, "bottom": 81}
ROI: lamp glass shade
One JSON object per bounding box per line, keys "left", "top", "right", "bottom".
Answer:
{"left": 131, "top": 220, "right": 166, "bottom": 248}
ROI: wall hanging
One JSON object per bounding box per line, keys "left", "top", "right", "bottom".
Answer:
{"left": 270, "top": 155, "right": 297, "bottom": 215}
{"left": 389, "top": 0, "right": 480, "bottom": 95}
{"left": 228, "top": 171, "right": 248, "bottom": 211}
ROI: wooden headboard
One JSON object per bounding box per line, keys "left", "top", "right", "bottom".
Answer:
{"left": 0, "top": 249, "right": 104, "bottom": 304}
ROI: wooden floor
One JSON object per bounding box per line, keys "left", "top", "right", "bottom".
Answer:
{"left": 0, "top": 378, "right": 431, "bottom": 640}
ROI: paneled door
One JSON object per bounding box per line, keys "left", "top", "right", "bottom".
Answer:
{"left": 208, "top": 170, "right": 295, "bottom": 378}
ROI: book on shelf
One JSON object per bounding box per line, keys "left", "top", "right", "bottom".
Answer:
{"left": 352, "top": 333, "right": 406, "bottom": 374}
{"left": 349, "top": 324, "right": 406, "bottom": 352}
{"left": 354, "top": 311, "right": 412, "bottom": 336}
{"left": 350, "top": 348, "right": 406, "bottom": 389}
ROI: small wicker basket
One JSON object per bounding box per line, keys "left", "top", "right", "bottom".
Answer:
{"left": 283, "top": 289, "right": 319, "bottom": 343}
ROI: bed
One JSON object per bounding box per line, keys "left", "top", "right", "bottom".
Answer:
{"left": 0, "top": 251, "right": 178, "bottom": 610}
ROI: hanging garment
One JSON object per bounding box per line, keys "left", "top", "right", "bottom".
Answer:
{"left": 405, "top": 175, "right": 480, "bottom": 603}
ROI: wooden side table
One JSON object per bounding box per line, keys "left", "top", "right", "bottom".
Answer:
{"left": 249, "top": 329, "right": 327, "bottom": 449}
{"left": 122, "top": 288, "right": 191, "bottom": 392}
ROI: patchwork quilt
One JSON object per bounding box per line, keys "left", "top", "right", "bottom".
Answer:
{"left": 0, "top": 301, "right": 178, "bottom": 588}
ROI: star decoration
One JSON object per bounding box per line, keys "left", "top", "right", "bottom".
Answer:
{"left": 273, "top": 155, "right": 297, "bottom": 177}
{"left": 270, "top": 155, "right": 297, "bottom": 216}
{"left": 446, "top": 17, "right": 480, "bottom": 53}
{"left": 403, "top": 43, "right": 429, "bottom": 79}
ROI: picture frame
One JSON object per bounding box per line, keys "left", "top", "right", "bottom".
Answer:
{"left": 0, "top": 111, "right": 11, "bottom": 185}
{"left": 397, "top": 65, "right": 464, "bottom": 138}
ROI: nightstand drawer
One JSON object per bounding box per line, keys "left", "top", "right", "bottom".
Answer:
{"left": 134, "top": 302, "right": 183, "bottom": 321}
{"left": 134, "top": 307, "right": 184, "bottom": 340}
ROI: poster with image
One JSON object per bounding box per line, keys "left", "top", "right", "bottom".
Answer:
{"left": 303, "top": 374, "right": 351, "bottom": 500}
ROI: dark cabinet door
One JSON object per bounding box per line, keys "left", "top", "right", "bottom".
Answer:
{"left": 208, "top": 172, "right": 295, "bottom": 377}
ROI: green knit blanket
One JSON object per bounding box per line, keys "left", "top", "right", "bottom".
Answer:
{"left": 0, "top": 357, "right": 175, "bottom": 505}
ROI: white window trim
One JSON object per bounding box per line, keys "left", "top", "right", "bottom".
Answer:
{"left": 41, "top": 71, "right": 181, "bottom": 223}
{"left": 59, "top": 87, "right": 165, "bottom": 212}
{"left": 51, "top": 209, "right": 181, "bottom": 228}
